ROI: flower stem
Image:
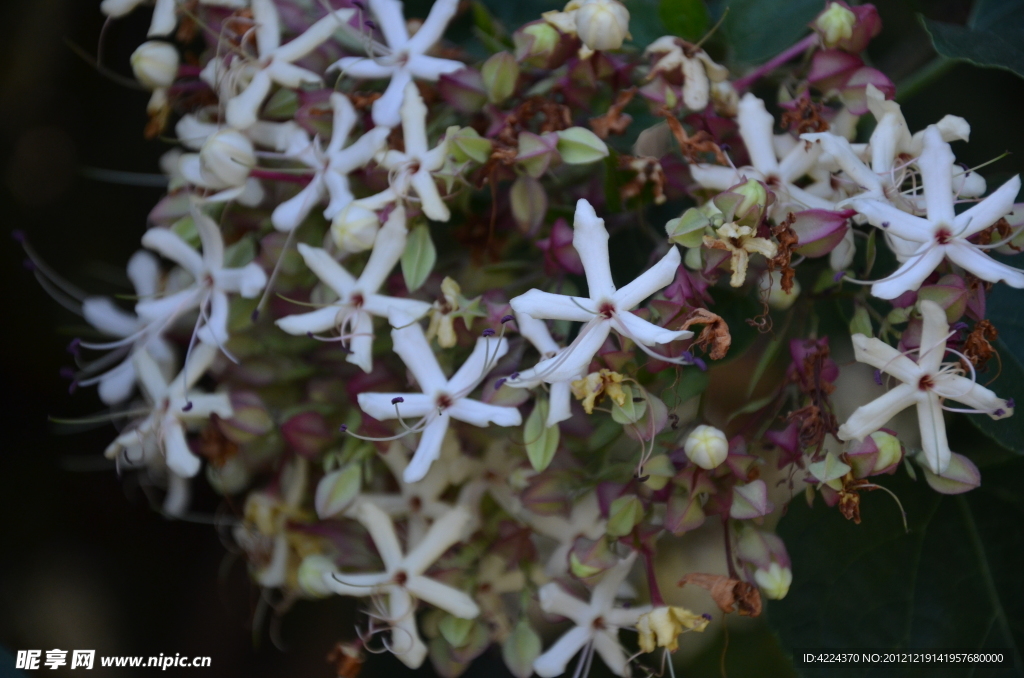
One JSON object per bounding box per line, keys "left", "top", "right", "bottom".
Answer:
{"left": 733, "top": 34, "right": 818, "bottom": 92}
{"left": 643, "top": 549, "right": 665, "bottom": 606}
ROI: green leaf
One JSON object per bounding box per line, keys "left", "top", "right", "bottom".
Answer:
{"left": 524, "top": 399, "right": 560, "bottom": 472}
{"left": 921, "top": 0, "right": 1024, "bottom": 79}
{"left": 769, "top": 459, "right": 1024, "bottom": 670}
{"left": 719, "top": 0, "right": 821, "bottom": 64}
{"left": 401, "top": 223, "right": 436, "bottom": 292}
{"left": 658, "top": 0, "right": 710, "bottom": 42}
{"left": 502, "top": 620, "right": 542, "bottom": 678}
{"left": 967, "top": 284, "right": 1024, "bottom": 452}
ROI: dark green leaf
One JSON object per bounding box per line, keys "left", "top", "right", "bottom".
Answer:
{"left": 719, "top": 0, "right": 820, "bottom": 64}
{"left": 921, "top": 0, "right": 1024, "bottom": 79}
{"left": 967, "top": 284, "right": 1024, "bottom": 452}
{"left": 770, "top": 459, "right": 1024, "bottom": 673}
{"left": 658, "top": 0, "right": 710, "bottom": 42}
{"left": 401, "top": 224, "right": 436, "bottom": 292}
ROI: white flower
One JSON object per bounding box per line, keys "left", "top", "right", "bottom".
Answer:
{"left": 270, "top": 93, "right": 390, "bottom": 232}
{"left": 136, "top": 209, "right": 267, "bottom": 348}
{"left": 533, "top": 552, "right": 650, "bottom": 678}
{"left": 644, "top": 36, "right": 728, "bottom": 111}
{"left": 522, "top": 492, "right": 607, "bottom": 577}
{"left": 323, "top": 502, "right": 480, "bottom": 669}
{"left": 207, "top": 0, "right": 354, "bottom": 129}
{"left": 575, "top": 0, "right": 630, "bottom": 52}
{"left": 849, "top": 126, "right": 1023, "bottom": 299}
{"left": 102, "top": 0, "right": 247, "bottom": 38}
{"left": 276, "top": 206, "right": 429, "bottom": 372}
{"left": 683, "top": 424, "right": 728, "bottom": 469}
{"left": 375, "top": 82, "right": 453, "bottom": 222}
{"left": 508, "top": 199, "right": 692, "bottom": 384}
{"left": 689, "top": 94, "right": 835, "bottom": 216}
{"left": 329, "top": 0, "right": 464, "bottom": 128}
{"left": 837, "top": 300, "right": 1014, "bottom": 473}
{"left": 105, "top": 342, "right": 231, "bottom": 478}
{"left": 356, "top": 312, "right": 522, "bottom": 483}
{"left": 130, "top": 41, "right": 178, "bottom": 90}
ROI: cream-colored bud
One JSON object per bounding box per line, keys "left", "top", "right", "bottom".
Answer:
{"left": 684, "top": 424, "right": 728, "bottom": 469}
{"left": 759, "top": 270, "right": 801, "bottom": 311}
{"left": 131, "top": 41, "right": 179, "bottom": 90}
{"left": 297, "top": 554, "right": 337, "bottom": 598}
{"left": 815, "top": 2, "right": 856, "bottom": 47}
{"left": 754, "top": 562, "right": 792, "bottom": 600}
{"left": 331, "top": 202, "right": 380, "bottom": 252}
{"left": 199, "top": 130, "right": 255, "bottom": 188}
{"left": 575, "top": 0, "right": 629, "bottom": 51}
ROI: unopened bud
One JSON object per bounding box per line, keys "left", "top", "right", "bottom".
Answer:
{"left": 314, "top": 464, "right": 362, "bottom": 518}
{"left": 684, "top": 424, "right": 728, "bottom": 469}
{"left": 555, "top": 126, "right": 609, "bottom": 164}
{"left": 131, "top": 40, "right": 179, "bottom": 90}
{"left": 732, "top": 178, "right": 769, "bottom": 219}
{"left": 297, "top": 554, "right": 337, "bottom": 597}
{"left": 606, "top": 494, "right": 644, "bottom": 537}
{"left": 814, "top": 2, "right": 856, "bottom": 48}
{"left": 575, "top": 0, "right": 629, "bottom": 51}
{"left": 869, "top": 431, "right": 903, "bottom": 473}
{"left": 331, "top": 202, "right": 380, "bottom": 252}
{"left": 754, "top": 562, "right": 792, "bottom": 599}
{"left": 481, "top": 52, "right": 520, "bottom": 104}
{"left": 514, "top": 22, "right": 561, "bottom": 66}
{"left": 759, "top": 270, "right": 801, "bottom": 311}
{"left": 199, "top": 130, "right": 255, "bottom": 188}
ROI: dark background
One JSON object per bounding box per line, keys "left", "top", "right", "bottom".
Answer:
{"left": 1, "top": 1, "right": 1022, "bottom": 677}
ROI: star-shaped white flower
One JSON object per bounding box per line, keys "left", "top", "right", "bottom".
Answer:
{"left": 270, "top": 93, "right": 390, "bottom": 231}
{"left": 78, "top": 250, "right": 175, "bottom": 404}
{"left": 356, "top": 313, "right": 522, "bottom": 483}
{"left": 137, "top": 209, "right": 267, "bottom": 347}
{"left": 849, "top": 126, "right": 1023, "bottom": 300}
{"left": 101, "top": 0, "right": 246, "bottom": 38}
{"left": 508, "top": 199, "right": 692, "bottom": 384}
{"left": 329, "top": 0, "right": 464, "bottom": 128}
{"left": 322, "top": 502, "right": 480, "bottom": 669}
{"left": 534, "top": 552, "right": 650, "bottom": 678}
{"left": 275, "top": 206, "right": 430, "bottom": 372}
{"left": 689, "top": 94, "right": 835, "bottom": 216}
{"left": 837, "top": 300, "right": 1014, "bottom": 474}
{"left": 375, "top": 82, "right": 452, "bottom": 222}
{"left": 207, "top": 0, "right": 354, "bottom": 129}
{"left": 105, "top": 342, "right": 232, "bottom": 477}
{"left": 523, "top": 491, "right": 607, "bottom": 577}
{"left": 514, "top": 311, "right": 577, "bottom": 427}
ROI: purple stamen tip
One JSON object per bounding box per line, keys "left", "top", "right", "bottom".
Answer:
{"left": 494, "top": 378, "right": 506, "bottom": 389}
{"left": 11, "top": 230, "right": 26, "bottom": 243}
{"left": 694, "top": 357, "right": 708, "bottom": 371}
{"left": 702, "top": 613, "right": 713, "bottom": 621}
{"left": 392, "top": 397, "right": 404, "bottom": 405}
{"left": 832, "top": 270, "right": 845, "bottom": 282}
{"left": 873, "top": 369, "right": 882, "bottom": 386}
{"left": 482, "top": 328, "right": 495, "bottom": 337}
{"left": 59, "top": 367, "right": 75, "bottom": 380}
{"left": 365, "top": 19, "right": 377, "bottom": 29}
{"left": 68, "top": 381, "right": 78, "bottom": 395}
{"left": 510, "top": 372, "right": 520, "bottom": 380}
{"left": 881, "top": 221, "right": 890, "bottom": 228}
{"left": 1006, "top": 398, "right": 1015, "bottom": 409}
{"left": 306, "top": 332, "right": 314, "bottom": 339}
{"left": 339, "top": 424, "right": 348, "bottom": 432}
{"left": 500, "top": 314, "right": 514, "bottom": 324}
{"left": 251, "top": 309, "right": 260, "bottom": 323}
{"left": 67, "top": 338, "right": 81, "bottom": 355}
{"left": 720, "top": 143, "right": 731, "bottom": 152}
{"left": 182, "top": 401, "right": 194, "bottom": 412}
{"left": 952, "top": 322, "right": 969, "bottom": 332}
{"left": 994, "top": 408, "right": 1005, "bottom": 417}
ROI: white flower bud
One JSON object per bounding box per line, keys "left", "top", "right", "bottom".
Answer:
{"left": 575, "top": 0, "right": 629, "bottom": 51}
{"left": 297, "top": 554, "right": 337, "bottom": 598}
{"left": 331, "top": 202, "right": 381, "bottom": 252}
{"left": 754, "top": 562, "right": 792, "bottom": 600}
{"left": 130, "top": 41, "right": 179, "bottom": 90}
{"left": 684, "top": 424, "right": 728, "bottom": 470}
{"left": 198, "top": 130, "right": 255, "bottom": 188}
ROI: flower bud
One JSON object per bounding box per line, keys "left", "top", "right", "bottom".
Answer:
{"left": 921, "top": 451, "right": 981, "bottom": 495}
{"left": 131, "top": 40, "right": 179, "bottom": 90}
{"left": 513, "top": 21, "right": 562, "bottom": 67}
{"left": 754, "top": 562, "right": 792, "bottom": 599}
{"left": 502, "top": 620, "right": 542, "bottom": 678}
{"left": 759, "top": 270, "right": 800, "bottom": 311}
{"left": 297, "top": 554, "right": 337, "bottom": 598}
{"left": 684, "top": 424, "right": 728, "bottom": 469}
{"left": 448, "top": 127, "right": 493, "bottom": 164}
{"left": 664, "top": 493, "right": 705, "bottom": 535}
{"left": 830, "top": 228, "right": 856, "bottom": 270}
{"left": 665, "top": 206, "right": 713, "bottom": 248}
{"left": 516, "top": 131, "right": 560, "bottom": 178}
{"left": 555, "top": 126, "right": 609, "bottom": 164}
{"left": 314, "top": 464, "right": 362, "bottom": 518}
{"left": 199, "top": 130, "right": 255, "bottom": 188}
{"left": 730, "top": 480, "right": 774, "bottom": 519}
{"left": 606, "top": 494, "right": 644, "bottom": 537}
{"left": 575, "top": 0, "right": 630, "bottom": 51}
{"left": 331, "top": 202, "right": 380, "bottom": 252}
{"left": 438, "top": 69, "right": 488, "bottom": 113}
{"left": 813, "top": 2, "right": 856, "bottom": 48}
{"left": 568, "top": 536, "right": 617, "bottom": 578}
{"left": 510, "top": 175, "right": 548, "bottom": 233}
{"left": 481, "top": 52, "right": 519, "bottom": 104}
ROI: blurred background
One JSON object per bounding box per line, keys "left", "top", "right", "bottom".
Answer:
{"left": 1, "top": 0, "right": 1022, "bottom": 676}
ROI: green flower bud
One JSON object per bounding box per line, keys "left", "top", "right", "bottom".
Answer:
{"left": 606, "top": 495, "right": 644, "bottom": 537}
{"left": 448, "top": 127, "right": 493, "bottom": 164}
{"left": 555, "top": 126, "right": 609, "bottom": 164}
{"left": 481, "top": 52, "right": 519, "bottom": 104}
{"left": 314, "top": 463, "right": 362, "bottom": 518}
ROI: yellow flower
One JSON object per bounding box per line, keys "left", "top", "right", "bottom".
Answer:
{"left": 570, "top": 369, "right": 627, "bottom": 414}
{"left": 636, "top": 606, "right": 710, "bottom": 653}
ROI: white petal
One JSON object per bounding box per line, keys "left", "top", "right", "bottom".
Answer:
{"left": 361, "top": 294, "right": 431, "bottom": 320}
{"left": 573, "top": 199, "right": 616, "bottom": 300}
{"left": 98, "top": 360, "right": 137, "bottom": 404}
{"left": 447, "top": 336, "right": 509, "bottom": 396}
{"left": 916, "top": 395, "right": 950, "bottom": 474}
{"left": 345, "top": 310, "right": 375, "bottom": 373}
{"left": 142, "top": 228, "right": 204, "bottom": 278}
{"left": 837, "top": 382, "right": 918, "bottom": 441}
{"left": 590, "top": 552, "right": 636, "bottom": 613}
{"left": 273, "top": 9, "right": 353, "bottom": 64}
{"left": 448, "top": 399, "right": 522, "bottom": 427}
{"left": 197, "top": 291, "right": 229, "bottom": 346}
{"left": 225, "top": 69, "right": 273, "bottom": 129}
{"left": 297, "top": 243, "right": 356, "bottom": 298}
{"left": 179, "top": 393, "right": 233, "bottom": 420}
{"left": 916, "top": 300, "right": 950, "bottom": 375}
{"left": 133, "top": 348, "right": 169, "bottom": 400}
{"left": 778, "top": 137, "right": 822, "bottom": 183}
{"left": 265, "top": 60, "right": 322, "bottom": 88}
{"left": 953, "top": 175, "right": 1021, "bottom": 238}
{"left": 369, "top": 0, "right": 410, "bottom": 48}
{"left": 276, "top": 306, "right": 343, "bottom": 335}
{"left": 127, "top": 250, "right": 161, "bottom": 298}
{"left": 849, "top": 198, "right": 930, "bottom": 243}
{"left": 163, "top": 420, "right": 201, "bottom": 477}
{"left": 135, "top": 288, "right": 200, "bottom": 326}
{"left": 148, "top": 0, "right": 177, "bottom": 36}
{"left": 870, "top": 246, "right": 946, "bottom": 300}
{"left": 403, "top": 505, "right": 471, "bottom": 574}
{"left": 399, "top": 81, "right": 430, "bottom": 156}
{"left": 389, "top": 589, "right": 428, "bottom": 669}
{"left": 83, "top": 297, "right": 138, "bottom": 338}
{"left": 214, "top": 263, "right": 267, "bottom": 298}
{"left": 323, "top": 571, "right": 390, "bottom": 596}
{"left": 406, "top": 575, "right": 480, "bottom": 619}
{"left": 802, "top": 133, "right": 881, "bottom": 194}
{"left": 918, "top": 126, "right": 956, "bottom": 226}
{"left": 615, "top": 311, "right": 691, "bottom": 346}
{"left": 331, "top": 56, "right": 395, "bottom": 79}
{"left": 538, "top": 582, "right": 591, "bottom": 622}
{"left": 851, "top": 333, "right": 921, "bottom": 384}
{"left": 406, "top": 0, "right": 458, "bottom": 53}
{"left": 251, "top": 0, "right": 281, "bottom": 55}
{"left": 547, "top": 381, "right": 574, "bottom": 426}
{"left": 592, "top": 631, "right": 630, "bottom": 677}
{"left": 516, "top": 312, "right": 561, "bottom": 356}
{"left": 542, "top": 320, "right": 611, "bottom": 382}
{"left": 357, "top": 393, "right": 435, "bottom": 421}
{"left": 510, "top": 289, "right": 596, "bottom": 323}
{"left": 410, "top": 170, "right": 450, "bottom": 222}
{"left": 689, "top": 163, "right": 741, "bottom": 190}
{"left": 533, "top": 626, "right": 591, "bottom": 678}
{"left": 271, "top": 176, "right": 325, "bottom": 231}
{"left": 405, "top": 54, "right": 465, "bottom": 80}
{"left": 403, "top": 414, "right": 451, "bottom": 483}
{"left": 391, "top": 321, "right": 448, "bottom": 393}
{"left": 934, "top": 373, "right": 1012, "bottom": 418}
{"left": 612, "top": 246, "right": 680, "bottom": 310}
{"left": 944, "top": 242, "right": 1024, "bottom": 288}
{"left": 355, "top": 501, "right": 404, "bottom": 570}
{"left": 371, "top": 69, "right": 413, "bottom": 129}
{"left": 737, "top": 93, "right": 779, "bottom": 175}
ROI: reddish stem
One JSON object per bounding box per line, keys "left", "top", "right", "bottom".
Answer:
{"left": 732, "top": 34, "right": 818, "bottom": 92}
{"left": 643, "top": 549, "right": 664, "bottom": 607}
{"left": 250, "top": 169, "right": 313, "bottom": 185}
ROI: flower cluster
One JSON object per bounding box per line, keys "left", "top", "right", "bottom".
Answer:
{"left": 24, "top": 0, "right": 1023, "bottom": 676}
